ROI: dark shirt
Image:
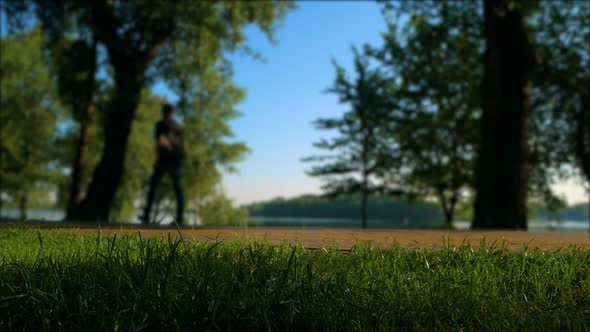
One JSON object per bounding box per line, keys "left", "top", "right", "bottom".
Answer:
{"left": 155, "top": 119, "right": 184, "bottom": 163}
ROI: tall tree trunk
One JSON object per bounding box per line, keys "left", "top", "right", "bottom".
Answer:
{"left": 71, "top": 73, "right": 143, "bottom": 221}
{"left": 575, "top": 103, "right": 589, "bottom": 231}
{"left": 66, "top": 40, "right": 97, "bottom": 220}
{"left": 65, "top": 0, "right": 167, "bottom": 222}
{"left": 472, "top": 0, "right": 536, "bottom": 229}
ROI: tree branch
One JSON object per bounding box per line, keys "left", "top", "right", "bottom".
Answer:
{"left": 91, "top": 0, "right": 126, "bottom": 68}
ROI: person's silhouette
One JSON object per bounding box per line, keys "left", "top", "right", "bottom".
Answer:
{"left": 139, "top": 104, "right": 185, "bottom": 225}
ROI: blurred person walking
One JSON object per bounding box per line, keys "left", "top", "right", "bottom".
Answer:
{"left": 139, "top": 104, "right": 185, "bottom": 225}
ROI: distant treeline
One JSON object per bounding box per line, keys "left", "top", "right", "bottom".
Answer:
{"left": 245, "top": 195, "right": 443, "bottom": 227}
{"left": 245, "top": 195, "right": 589, "bottom": 226}
{"left": 535, "top": 203, "right": 589, "bottom": 222}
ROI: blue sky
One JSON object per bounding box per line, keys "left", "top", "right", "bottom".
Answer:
{"left": 155, "top": 1, "right": 586, "bottom": 205}
{"left": 156, "top": 1, "right": 392, "bottom": 204}
{"left": 224, "top": 2, "right": 390, "bottom": 204}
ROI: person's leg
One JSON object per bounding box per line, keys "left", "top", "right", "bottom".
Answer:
{"left": 141, "top": 164, "right": 164, "bottom": 225}
{"left": 170, "top": 163, "right": 185, "bottom": 225}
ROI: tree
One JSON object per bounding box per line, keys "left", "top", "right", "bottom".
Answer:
{"left": 1, "top": 2, "right": 100, "bottom": 219}
{"left": 472, "top": 0, "right": 537, "bottom": 229}
{"left": 25, "top": 2, "right": 102, "bottom": 220}
{"left": 9, "top": 1, "right": 294, "bottom": 221}
{"left": 245, "top": 194, "right": 442, "bottom": 227}
{"left": 52, "top": 39, "right": 98, "bottom": 220}
{"left": 198, "top": 190, "right": 249, "bottom": 226}
{"left": 109, "top": 89, "right": 163, "bottom": 222}
{"left": 139, "top": 61, "right": 250, "bottom": 226}
{"left": 528, "top": 1, "right": 590, "bottom": 228}
{"left": 373, "top": 1, "right": 482, "bottom": 227}
{"left": 304, "top": 49, "right": 399, "bottom": 228}
{"left": 0, "top": 28, "right": 61, "bottom": 219}
{"left": 177, "top": 64, "right": 250, "bottom": 226}
{"left": 50, "top": 83, "right": 109, "bottom": 213}
{"left": 376, "top": 1, "right": 586, "bottom": 228}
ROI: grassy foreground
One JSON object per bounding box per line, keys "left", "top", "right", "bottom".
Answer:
{"left": 0, "top": 229, "right": 589, "bottom": 331}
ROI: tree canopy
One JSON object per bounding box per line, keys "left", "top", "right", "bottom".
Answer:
{"left": 304, "top": 48, "right": 400, "bottom": 228}
{"left": 0, "top": 28, "right": 61, "bottom": 219}
{"left": 3, "top": 0, "right": 294, "bottom": 222}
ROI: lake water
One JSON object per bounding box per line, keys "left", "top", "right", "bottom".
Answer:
{"left": 1, "top": 209, "right": 588, "bottom": 232}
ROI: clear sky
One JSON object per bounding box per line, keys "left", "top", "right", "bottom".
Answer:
{"left": 155, "top": 1, "right": 587, "bottom": 205}
{"left": 221, "top": 2, "right": 391, "bottom": 205}
{"left": 157, "top": 1, "right": 394, "bottom": 205}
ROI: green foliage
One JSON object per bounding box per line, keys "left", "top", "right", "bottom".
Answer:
{"left": 199, "top": 191, "right": 249, "bottom": 226}
{"left": 146, "top": 1, "right": 296, "bottom": 84}
{"left": 10, "top": 1, "right": 296, "bottom": 74}
{"left": 304, "top": 48, "right": 403, "bottom": 227}
{"left": 245, "top": 194, "right": 443, "bottom": 227}
{"left": 50, "top": 91, "right": 107, "bottom": 209}
{"left": 0, "top": 28, "right": 62, "bottom": 215}
{"left": 371, "top": 1, "right": 589, "bottom": 222}
{"left": 50, "top": 38, "right": 96, "bottom": 119}
{"left": 527, "top": 1, "right": 590, "bottom": 205}
{"left": 178, "top": 63, "right": 250, "bottom": 225}
{"left": 371, "top": 1, "right": 483, "bottom": 225}
{"left": 3, "top": 1, "right": 291, "bottom": 222}
{"left": 1, "top": 229, "right": 589, "bottom": 330}
{"left": 142, "top": 59, "right": 250, "bottom": 226}
{"left": 5, "top": 1, "right": 295, "bottom": 221}
{"left": 109, "top": 90, "right": 162, "bottom": 221}
{"left": 107, "top": 86, "right": 249, "bottom": 225}
{"left": 110, "top": 76, "right": 249, "bottom": 224}
{"left": 304, "top": 48, "right": 400, "bottom": 198}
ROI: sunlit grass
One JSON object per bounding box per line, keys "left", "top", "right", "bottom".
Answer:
{"left": 1, "top": 228, "right": 589, "bottom": 331}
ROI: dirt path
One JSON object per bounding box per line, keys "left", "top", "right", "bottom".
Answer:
{"left": 24, "top": 225, "right": 590, "bottom": 251}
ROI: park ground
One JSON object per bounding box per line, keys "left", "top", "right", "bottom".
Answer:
{"left": 6, "top": 223, "right": 589, "bottom": 251}
{"left": 1, "top": 225, "right": 589, "bottom": 330}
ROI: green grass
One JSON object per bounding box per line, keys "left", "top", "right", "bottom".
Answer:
{"left": 1, "top": 228, "right": 589, "bottom": 331}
